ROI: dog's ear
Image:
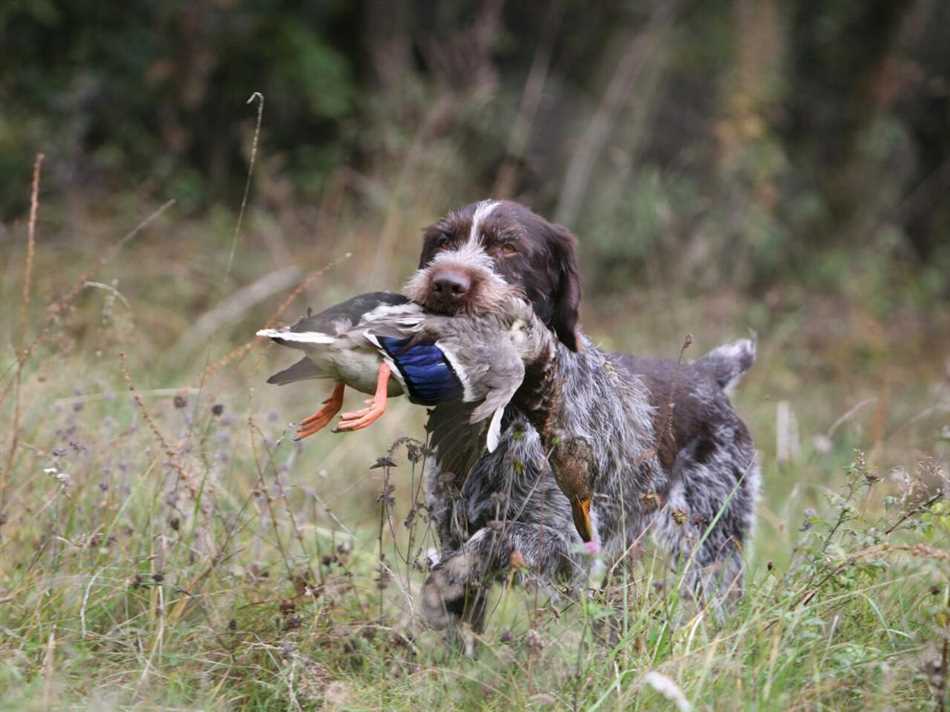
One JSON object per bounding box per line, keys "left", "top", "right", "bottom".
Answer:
{"left": 548, "top": 222, "right": 582, "bottom": 352}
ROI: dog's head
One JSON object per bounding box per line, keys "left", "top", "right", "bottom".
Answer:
{"left": 405, "top": 200, "right": 582, "bottom": 351}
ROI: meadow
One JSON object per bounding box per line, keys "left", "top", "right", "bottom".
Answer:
{"left": 0, "top": 173, "right": 948, "bottom": 711}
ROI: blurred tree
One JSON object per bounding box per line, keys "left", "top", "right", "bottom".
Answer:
{"left": 777, "top": 1, "right": 910, "bottom": 251}
{"left": 0, "top": 0, "right": 946, "bottom": 296}
{"left": 890, "top": 1, "right": 950, "bottom": 266}
{"left": 0, "top": 0, "right": 358, "bottom": 215}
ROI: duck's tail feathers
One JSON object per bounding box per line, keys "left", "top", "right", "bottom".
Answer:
{"left": 266, "top": 356, "right": 321, "bottom": 385}
{"left": 695, "top": 335, "right": 756, "bottom": 396}
{"left": 257, "top": 328, "right": 335, "bottom": 346}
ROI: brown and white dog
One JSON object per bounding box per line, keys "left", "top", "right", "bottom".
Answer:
{"left": 406, "top": 200, "right": 759, "bottom": 632}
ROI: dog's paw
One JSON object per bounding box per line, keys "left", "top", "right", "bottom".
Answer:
{"left": 420, "top": 552, "right": 476, "bottom": 629}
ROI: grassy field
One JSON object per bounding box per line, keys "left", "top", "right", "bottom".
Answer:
{"left": 0, "top": 192, "right": 948, "bottom": 711}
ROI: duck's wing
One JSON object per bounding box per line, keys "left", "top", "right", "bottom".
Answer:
{"left": 440, "top": 338, "right": 525, "bottom": 453}
{"left": 258, "top": 292, "right": 410, "bottom": 348}
{"left": 357, "top": 301, "right": 430, "bottom": 363}
{"left": 295, "top": 291, "right": 409, "bottom": 333}
{"left": 358, "top": 298, "right": 426, "bottom": 332}
{"left": 265, "top": 356, "right": 321, "bottom": 385}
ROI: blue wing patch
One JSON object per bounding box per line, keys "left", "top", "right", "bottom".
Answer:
{"left": 378, "top": 336, "right": 463, "bottom": 406}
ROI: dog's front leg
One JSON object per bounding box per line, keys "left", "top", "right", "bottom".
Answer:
{"left": 420, "top": 521, "right": 582, "bottom": 634}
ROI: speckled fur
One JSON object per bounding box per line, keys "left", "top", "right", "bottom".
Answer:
{"left": 421, "top": 330, "right": 759, "bottom": 629}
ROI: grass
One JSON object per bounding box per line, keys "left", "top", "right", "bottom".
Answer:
{"left": 0, "top": 188, "right": 948, "bottom": 711}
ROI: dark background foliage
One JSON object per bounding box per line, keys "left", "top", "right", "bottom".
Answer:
{"left": 2, "top": 0, "right": 948, "bottom": 299}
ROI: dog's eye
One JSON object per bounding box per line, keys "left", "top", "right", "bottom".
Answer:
{"left": 434, "top": 232, "right": 452, "bottom": 247}
{"left": 498, "top": 243, "right": 518, "bottom": 258}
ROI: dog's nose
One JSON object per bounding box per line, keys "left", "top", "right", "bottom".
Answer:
{"left": 431, "top": 270, "right": 471, "bottom": 301}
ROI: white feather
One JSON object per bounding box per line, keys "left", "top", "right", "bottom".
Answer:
{"left": 436, "top": 342, "right": 473, "bottom": 401}
{"left": 360, "top": 303, "right": 424, "bottom": 324}
{"left": 384, "top": 355, "right": 409, "bottom": 393}
{"left": 486, "top": 407, "right": 504, "bottom": 453}
{"left": 257, "top": 328, "right": 335, "bottom": 344}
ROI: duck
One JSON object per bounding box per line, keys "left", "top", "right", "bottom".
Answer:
{"left": 260, "top": 291, "right": 602, "bottom": 546}
{"left": 256, "top": 291, "right": 533, "bottom": 449}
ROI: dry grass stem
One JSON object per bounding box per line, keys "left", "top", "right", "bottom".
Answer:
{"left": 19, "top": 152, "right": 44, "bottom": 354}
{"left": 119, "top": 351, "right": 209, "bottom": 515}
{"left": 225, "top": 91, "right": 264, "bottom": 277}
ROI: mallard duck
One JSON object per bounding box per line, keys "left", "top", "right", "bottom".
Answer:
{"left": 257, "top": 292, "right": 533, "bottom": 449}
{"left": 260, "top": 291, "right": 603, "bottom": 546}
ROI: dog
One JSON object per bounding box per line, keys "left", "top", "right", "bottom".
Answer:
{"left": 404, "top": 200, "right": 759, "bottom": 631}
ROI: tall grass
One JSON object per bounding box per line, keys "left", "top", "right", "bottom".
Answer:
{"left": 0, "top": 171, "right": 947, "bottom": 710}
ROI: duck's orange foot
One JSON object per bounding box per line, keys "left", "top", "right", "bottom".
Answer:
{"left": 294, "top": 383, "right": 345, "bottom": 440}
{"left": 334, "top": 363, "right": 390, "bottom": 432}
{"left": 335, "top": 401, "right": 387, "bottom": 431}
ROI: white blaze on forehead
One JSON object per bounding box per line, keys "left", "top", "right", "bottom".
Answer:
{"left": 468, "top": 200, "right": 499, "bottom": 245}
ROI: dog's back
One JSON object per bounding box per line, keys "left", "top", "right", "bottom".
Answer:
{"left": 616, "top": 337, "right": 755, "bottom": 399}
{"left": 611, "top": 338, "right": 756, "bottom": 473}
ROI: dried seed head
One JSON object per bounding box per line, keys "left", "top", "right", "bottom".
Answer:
{"left": 509, "top": 550, "right": 527, "bottom": 569}
{"left": 641, "top": 492, "right": 661, "bottom": 511}
{"left": 525, "top": 629, "right": 544, "bottom": 654}
{"left": 405, "top": 441, "right": 424, "bottom": 463}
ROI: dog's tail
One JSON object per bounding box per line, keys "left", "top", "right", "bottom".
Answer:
{"left": 695, "top": 335, "right": 756, "bottom": 395}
